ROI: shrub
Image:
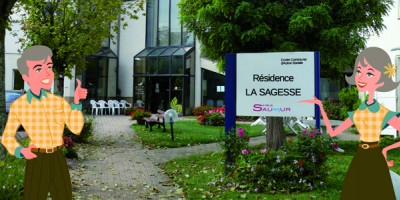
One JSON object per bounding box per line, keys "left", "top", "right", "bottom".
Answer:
{"left": 131, "top": 108, "right": 151, "bottom": 121}
{"left": 197, "top": 106, "right": 225, "bottom": 126}
{"left": 380, "top": 136, "right": 400, "bottom": 149}
{"left": 322, "top": 98, "right": 341, "bottom": 120}
{"left": 221, "top": 128, "right": 338, "bottom": 194}
{"left": 322, "top": 87, "right": 364, "bottom": 121}
{"left": 338, "top": 87, "right": 363, "bottom": 120}
{"left": 64, "top": 116, "right": 94, "bottom": 143}
{"left": 0, "top": 138, "right": 29, "bottom": 199}
{"left": 62, "top": 136, "right": 78, "bottom": 159}
{"left": 125, "top": 107, "right": 136, "bottom": 116}
{"left": 193, "top": 105, "right": 213, "bottom": 116}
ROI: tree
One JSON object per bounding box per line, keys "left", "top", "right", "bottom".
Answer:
{"left": 179, "top": 0, "right": 393, "bottom": 150}
{"left": 0, "top": 0, "right": 19, "bottom": 134}
{"left": 14, "top": 0, "right": 144, "bottom": 94}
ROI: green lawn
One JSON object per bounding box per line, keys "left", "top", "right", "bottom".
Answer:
{"left": 163, "top": 140, "right": 400, "bottom": 200}
{"left": 132, "top": 120, "right": 265, "bottom": 148}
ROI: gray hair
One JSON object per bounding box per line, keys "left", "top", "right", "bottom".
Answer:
{"left": 345, "top": 47, "right": 399, "bottom": 92}
{"left": 17, "top": 45, "right": 53, "bottom": 76}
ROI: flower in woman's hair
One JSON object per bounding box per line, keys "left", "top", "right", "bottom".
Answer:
{"left": 384, "top": 63, "right": 396, "bottom": 78}
{"left": 237, "top": 127, "right": 245, "bottom": 137}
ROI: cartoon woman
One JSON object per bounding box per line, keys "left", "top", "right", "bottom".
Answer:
{"left": 301, "top": 47, "right": 399, "bottom": 199}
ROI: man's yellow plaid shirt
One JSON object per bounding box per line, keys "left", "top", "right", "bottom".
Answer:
{"left": 1, "top": 90, "right": 84, "bottom": 156}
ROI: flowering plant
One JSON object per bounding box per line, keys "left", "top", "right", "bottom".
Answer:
{"left": 220, "top": 127, "right": 250, "bottom": 167}
{"left": 62, "top": 136, "right": 78, "bottom": 159}
{"left": 197, "top": 106, "right": 225, "bottom": 126}
{"left": 192, "top": 105, "right": 213, "bottom": 116}
{"left": 63, "top": 136, "right": 75, "bottom": 148}
{"left": 220, "top": 128, "right": 338, "bottom": 193}
{"left": 130, "top": 108, "right": 151, "bottom": 121}
{"left": 322, "top": 98, "right": 341, "bottom": 120}
{"left": 125, "top": 107, "right": 136, "bottom": 116}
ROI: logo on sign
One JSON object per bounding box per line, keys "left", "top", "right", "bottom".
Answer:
{"left": 253, "top": 104, "right": 291, "bottom": 112}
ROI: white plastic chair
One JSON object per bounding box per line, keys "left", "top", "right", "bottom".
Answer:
{"left": 97, "top": 100, "right": 109, "bottom": 115}
{"left": 119, "top": 100, "right": 132, "bottom": 114}
{"left": 251, "top": 116, "right": 267, "bottom": 133}
{"left": 90, "top": 100, "right": 99, "bottom": 115}
{"left": 112, "top": 100, "right": 123, "bottom": 115}
{"left": 108, "top": 100, "right": 118, "bottom": 115}
{"left": 134, "top": 100, "right": 144, "bottom": 108}
{"left": 283, "top": 117, "right": 310, "bottom": 134}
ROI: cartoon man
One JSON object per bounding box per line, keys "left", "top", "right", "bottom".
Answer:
{"left": 1, "top": 45, "right": 87, "bottom": 199}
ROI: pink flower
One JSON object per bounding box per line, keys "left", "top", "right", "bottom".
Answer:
{"left": 237, "top": 127, "right": 245, "bottom": 137}
{"left": 309, "top": 133, "right": 315, "bottom": 139}
{"left": 242, "top": 149, "right": 250, "bottom": 154}
{"left": 332, "top": 143, "right": 339, "bottom": 150}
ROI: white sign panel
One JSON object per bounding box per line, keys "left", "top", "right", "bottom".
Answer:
{"left": 236, "top": 52, "right": 316, "bottom": 117}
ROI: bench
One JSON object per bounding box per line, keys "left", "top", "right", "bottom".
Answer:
{"left": 144, "top": 110, "right": 166, "bottom": 132}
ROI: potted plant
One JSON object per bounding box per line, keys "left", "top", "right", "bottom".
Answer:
{"left": 131, "top": 108, "right": 151, "bottom": 125}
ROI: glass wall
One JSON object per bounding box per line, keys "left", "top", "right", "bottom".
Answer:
{"left": 85, "top": 48, "right": 118, "bottom": 100}
{"left": 201, "top": 69, "right": 225, "bottom": 107}
{"left": 146, "top": 0, "right": 194, "bottom": 47}
{"left": 158, "top": 0, "right": 169, "bottom": 46}
{"left": 136, "top": 0, "right": 195, "bottom": 115}
{"left": 134, "top": 76, "right": 146, "bottom": 108}
{"left": 170, "top": 0, "right": 181, "bottom": 46}
{"left": 320, "top": 78, "right": 340, "bottom": 100}
{"left": 146, "top": 0, "right": 158, "bottom": 47}
{"left": 134, "top": 47, "right": 195, "bottom": 115}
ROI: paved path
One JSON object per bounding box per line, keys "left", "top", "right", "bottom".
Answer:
{"left": 72, "top": 116, "right": 185, "bottom": 200}
{"left": 71, "top": 115, "right": 359, "bottom": 200}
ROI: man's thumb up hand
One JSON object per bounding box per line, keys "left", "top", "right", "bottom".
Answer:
{"left": 74, "top": 79, "right": 87, "bottom": 104}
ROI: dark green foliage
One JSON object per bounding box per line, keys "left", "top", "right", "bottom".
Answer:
{"left": 125, "top": 107, "right": 136, "bottom": 116}
{"left": 63, "top": 117, "right": 94, "bottom": 143}
{"left": 0, "top": 138, "right": 29, "bottom": 199}
{"left": 380, "top": 136, "right": 400, "bottom": 149}
{"left": 338, "top": 87, "right": 363, "bottom": 119}
{"left": 15, "top": 0, "right": 145, "bottom": 78}
{"left": 323, "top": 87, "right": 364, "bottom": 120}
{"left": 179, "top": 0, "right": 393, "bottom": 79}
{"left": 322, "top": 98, "right": 342, "bottom": 120}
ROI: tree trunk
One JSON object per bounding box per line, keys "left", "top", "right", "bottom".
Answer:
{"left": 0, "top": 0, "right": 18, "bottom": 134}
{"left": 265, "top": 117, "right": 285, "bottom": 151}
{"left": 0, "top": 22, "right": 6, "bottom": 134}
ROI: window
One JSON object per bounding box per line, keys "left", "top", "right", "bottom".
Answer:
{"left": 146, "top": 0, "right": 194, "bottom": 47}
